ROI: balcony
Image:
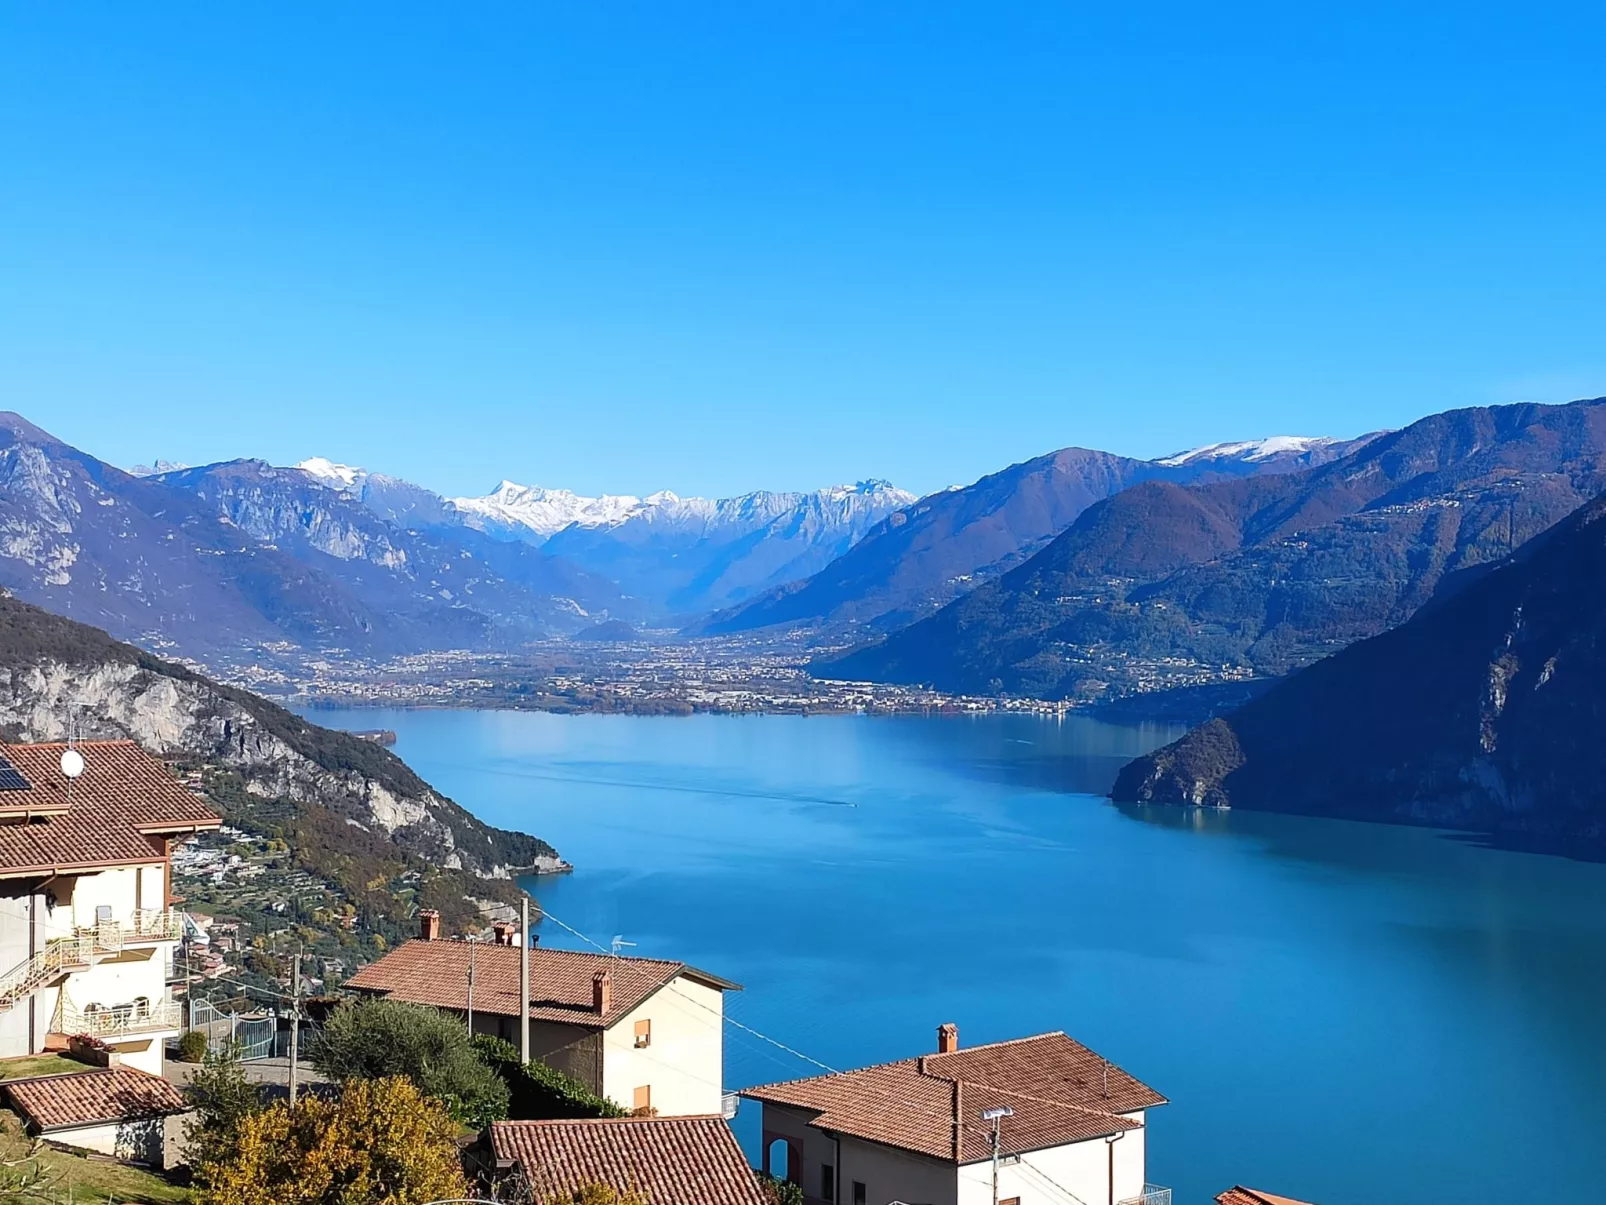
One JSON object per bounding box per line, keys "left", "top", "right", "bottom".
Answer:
{"left": 1120, "top": 1186, "right": 1172, "bottom": 1205}
{"left": 72, "top": 910, "right": 184, "bottom": 952}
{"left": 59, "top": 999, "right": 184, "bottom": 1040}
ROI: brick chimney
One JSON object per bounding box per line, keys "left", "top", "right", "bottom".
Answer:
{"left": 937, "top": 1022, "right": 958, "bottom": 1054}
{"left": 592, "top": 970, "right": 612, "bottom": 1016}
{"left": 418, "top": 909, "right": 441, "bottom": 941}
{"left": 492, "top": 921, "right": 513, "bottom": 946}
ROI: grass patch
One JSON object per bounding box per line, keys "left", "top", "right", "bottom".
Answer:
{"left": 0, "top": 1109, "right": 191, "bottom": 1203}
{"left": 0, "top": 1053, "right": 93, "bottom": 1082}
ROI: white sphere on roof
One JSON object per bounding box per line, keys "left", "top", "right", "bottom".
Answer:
{"left": 60, "top": 748, "right": 85, "bottom": 779}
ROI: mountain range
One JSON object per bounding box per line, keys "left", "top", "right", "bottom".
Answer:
{"left": 453, "top": 478, "right": 917, "bottom": 615}
{"left": 824, "top": 399, "right": 1606, "bottom": 701}
{"left": 704, "top": 436, "right": 1375, "bottom": 636}
{"left": 1111, "top": 484, "right": 1606, "bottom": 852}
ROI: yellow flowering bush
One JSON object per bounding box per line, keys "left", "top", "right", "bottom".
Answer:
{"left": 201, "top": 1076, "right": 467, "bottom": 1205}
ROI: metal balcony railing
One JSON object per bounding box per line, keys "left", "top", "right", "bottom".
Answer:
{"left": 61, "top": 999, "right": 184, "bottom": 1039}
{"left": 127, "top": 909, "right": 184, "bottom": 942}
{"left": 1119, "top": 1185, "right": 1172, "bottom": 1205}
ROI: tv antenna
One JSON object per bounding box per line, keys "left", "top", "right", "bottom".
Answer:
{"left": 610, "top": 936, "right": 636, "bottom": 956}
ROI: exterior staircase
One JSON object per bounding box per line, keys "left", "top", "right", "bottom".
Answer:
{"left": 0, "top": 910, "right": 184, "bottom": 1013}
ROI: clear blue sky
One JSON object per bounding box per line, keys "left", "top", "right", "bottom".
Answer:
{"left": 4, "top": 4, "right": 1605, "bottom": 499}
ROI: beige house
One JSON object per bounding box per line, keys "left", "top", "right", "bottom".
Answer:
{"left": 346, "top": 912, "right": 740, "bottom": 1117}
{"left": 743, "top": 1025, "right": 1169, "bottom": 1205}
{"left": 0, "top": 742, "right": 219, "bottom": 1075}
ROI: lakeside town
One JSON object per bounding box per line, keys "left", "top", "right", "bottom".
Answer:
{"left": 210, "top": 635, "right": 1261, "bottom": 719}
{"left": 0, "top": 735, "right": 1310, "bottom": 1205}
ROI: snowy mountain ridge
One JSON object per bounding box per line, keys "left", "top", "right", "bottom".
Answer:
{"left": 452, "top": 478, "right": 915, "bottom": 544}
{"left": 1156, "top": 436, "right": 1340, "bottom": 467}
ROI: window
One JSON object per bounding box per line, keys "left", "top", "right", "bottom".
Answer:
{"left": 634, "top": 1018, "right": 652, "bottom": 1048}
{"left": 632, "top": 1085, "right": 651, "bottom": 1113}
{"left": 821, "top": 1164, "right": 834, "bottom": 1202}
{"left": 852, "top": 1182, "right": 866, "bottom": 1205}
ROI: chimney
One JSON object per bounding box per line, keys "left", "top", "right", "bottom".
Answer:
{"left": 418, "top": 909, "right": 441, "bottom": 941}
{"left": 592, "top": 970, "right": 612, "bottom": 1016}
{"left": 937, "top": 1022, "right": 958, "bottom": 1054}
{"left": 492, "top": 921, "right": 513, "bottom": 947}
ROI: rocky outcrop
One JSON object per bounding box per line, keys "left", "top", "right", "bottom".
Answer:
{"left": 0, "top": 594, "right": 562, "bottom": 877}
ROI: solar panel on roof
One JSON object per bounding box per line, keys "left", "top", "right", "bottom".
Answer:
{"left": 0, "top": 752, "right": 32, "bottom": 791}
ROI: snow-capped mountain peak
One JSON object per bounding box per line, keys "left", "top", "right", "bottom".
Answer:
{"left": 296, "top": 457, "right": 368, "bottom": 489}
{"left": 1156, "top": 436, "right": 1338, "bottom": 467}
{"left": 451, "top": 482, "right": 646, "bottom": 539}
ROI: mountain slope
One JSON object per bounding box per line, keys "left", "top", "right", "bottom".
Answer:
{"left": 829, "top": 399, "right": 1606, "bottom": 698}
{"left": 707, "top": 437, "right": 1374, "bottom": 635}
{"left": 1, "top": 412, "right": 391, "bottom": 662}
{"left": 0, "top": 593, "right": 558, "bottom": 880}
{"left": 1111, "top": 489, "right": 1606, "bottom": 850}
{"left": 156, "top": 459, "right": 626, "bottom": 648}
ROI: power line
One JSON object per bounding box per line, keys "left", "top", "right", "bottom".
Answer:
{"left": 535, "top": 905, "right": 839, "bottom": 1075}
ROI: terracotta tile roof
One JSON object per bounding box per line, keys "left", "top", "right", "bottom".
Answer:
{"left": 344, "top": 939, "right": 739, "bottom": 1029}
{"left": 1217, "top": 1189, "right": 1318, "bottom": 1205}
{"left": 742, "top": 1032, "right": 1165, "bottom": 1163}
{"left": 3, "top": 1067, "right": 188, "bottom": 1131}
{"left": 491, "top": 1116, "right": 766, "bottom": 1205}
{"left": 0, "top": 742, "right": 220, "bottom": 877}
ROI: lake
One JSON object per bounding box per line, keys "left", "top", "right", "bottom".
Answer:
{"left": 304, "top": 707, "right": 1606, "bottom": 1205}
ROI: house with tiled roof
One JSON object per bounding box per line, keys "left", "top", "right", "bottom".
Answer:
{"left": 2, "top": 1065, "right": 189, "bottom": 1165}
{"left": 1217, "top": 1188, "right": 1318, "bottom": 1205}
{"left": 485, "top": 1115, "right": 766, "bottom": 1205}
{"left": 0, "top": 741, "right": 219, "bottom": 1074}
{"left": 345, "top": 911, "right": 741, "bottom": 1117}
{"left": 742, "top": 1024, "right": 1169, "bottom": 1205}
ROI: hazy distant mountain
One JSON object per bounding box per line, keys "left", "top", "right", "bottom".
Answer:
{"left": 154, "top": 458, "right": 630, "bottom": 646}
{"left": 0, "top": 412, "right": 631, "bottom": 667}
{"left": 1112, "top": 486, "right": 1606, "bottom": 852}
{"left": 458, "top": 478, "right": 918, "bottom": 615}
{"left": 707, "top": 435, "right": 1374, "bottom": 635}
{"left": 826, "top": 399, "right": 1606, "bottom": 699}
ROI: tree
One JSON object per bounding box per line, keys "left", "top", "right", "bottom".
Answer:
{"left": 472, "top": 1035, "right": 626, "bottom": 1120}
{"left": 309, "top": 997, "right": 509, "bottom": 1126}
{"left": 199, "top": 1076, "right": 467, "bottom": 1205}
{"left": 184, "top": 1041, "right": 267, "bottom": 1181}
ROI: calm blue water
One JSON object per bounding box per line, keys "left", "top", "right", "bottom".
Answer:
{"left": 305, "top": 708, "right": 1606, "bottom": 1205}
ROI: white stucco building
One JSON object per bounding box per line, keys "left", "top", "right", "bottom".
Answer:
{"left": 743, "top": 1025, "right": 1169, "bottom": 1205}
{"left": 346, "top": 911, "right": 741, "bottom": 1117}
{"left": 0, "top": 741, "right": 220, "bottom": 1075}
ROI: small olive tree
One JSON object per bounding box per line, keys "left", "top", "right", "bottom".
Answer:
{"left": 309, "top": 997, "right": 509, "bottom": 1126}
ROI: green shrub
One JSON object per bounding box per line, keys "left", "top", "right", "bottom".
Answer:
{"left": 177, "top": 1030, "right": 210, "bottom": 1063}
{"left": 183, "top": 1041, "right": 267, "bottom": 1182}
{"left": 471, "top": 1035, "right": 627, "bottom": 1119}
{"left": 759, "top": 1173, "right": 805, "bottom": 1205}
{"left": 309, "top": 998, "right": 509, "bottom": 1127}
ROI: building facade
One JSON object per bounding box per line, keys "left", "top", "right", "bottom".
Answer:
{"left": 0, "top": 742, "right": 219, "bottom": 1075}
{"left": 346, "top": 912, "right": 740, "bottom": 1117}
{"left": 743, "top": 1025, "right": 1168, "bottom": 1205}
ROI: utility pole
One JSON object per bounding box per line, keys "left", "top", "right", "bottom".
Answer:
{"left": 289, "top": 947, "right": 301, "bottom": 1105}
{"left": 519, "top": 897, "right": 530, "bottom": 1063}
{"left": 981, "top": 1106, "right": 1013, "bottom": 1205}
{"left": 466, "top": 939, "right": 476, "bottom": 1037}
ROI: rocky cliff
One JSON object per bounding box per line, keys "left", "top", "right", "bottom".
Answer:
{"left": 0, "top": 594, "right": 559, "bottom": 878}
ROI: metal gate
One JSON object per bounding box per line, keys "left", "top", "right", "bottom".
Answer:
{"left": 188, "top": 998, "right": 277, "bottom": 1060}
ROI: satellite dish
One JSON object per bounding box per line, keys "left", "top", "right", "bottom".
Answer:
{"left": 60, "top": 748, "right": 85, "bottom": 780}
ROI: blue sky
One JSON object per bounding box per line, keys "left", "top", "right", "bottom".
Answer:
{"left": 4, "top": 4, "right": 1605, "bottom": 499}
